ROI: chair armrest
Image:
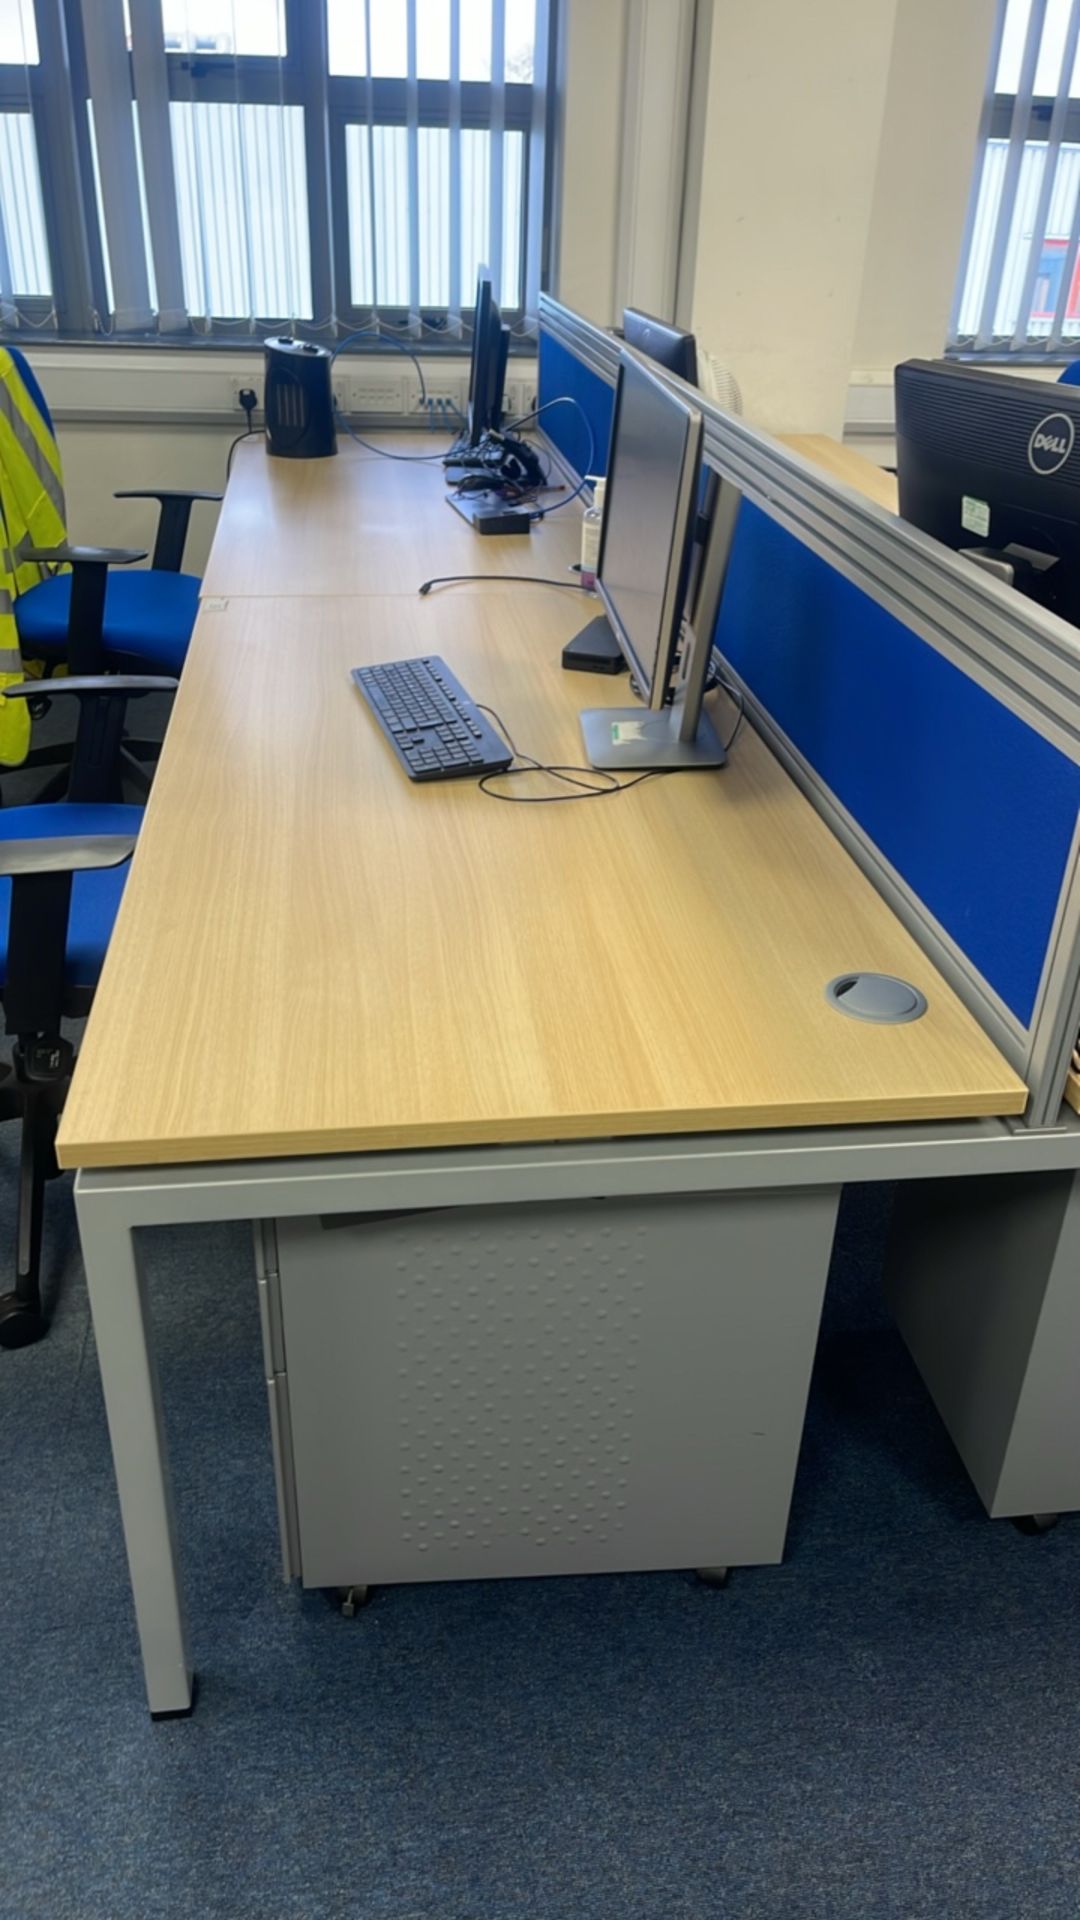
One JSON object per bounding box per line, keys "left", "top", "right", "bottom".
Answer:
{"left": 19, "top": 541, "right": 146, "bottom": 568}
{"left": 113, "top": 489, "right": 222, "bottom": 572}
{"left": 114, "top": 489, "right": 223, "bottom": 503}
{"left": 0, "top": 833, "right": 136, "bottom": 877}
{"left": 0, "top": 827, "right": 137, "bottom": 1032}
{"left": 2, "top": 676, "right": 178, "bottom": 701}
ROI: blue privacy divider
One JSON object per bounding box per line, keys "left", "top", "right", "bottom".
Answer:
{"left": 537, "top": 331, "right": 614, "bottom": 481}
{"left": 715, "top": 501, "right": 1080, "bottom": 1028}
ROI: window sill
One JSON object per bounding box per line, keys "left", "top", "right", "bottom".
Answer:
{"left": 944, "top": 348, "right": 1077, "bottom": 367}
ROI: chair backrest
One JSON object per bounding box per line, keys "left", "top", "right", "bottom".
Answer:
{"left": 5, "top": 345, "right": 54, "bottom": 434}
{"left": 1058, "top": 360, "right": 1080, "bottom": 386}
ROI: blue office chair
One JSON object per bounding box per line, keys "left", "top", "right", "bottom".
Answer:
{"left": 9, "top": 346, "right": 219, "bottom": 674}
{"left": 5, "top": 347, "right": 216, "bottom": 784}
{"left": 0, "top": 673, "right": 176, "bottom": 1349}
{"left": 1058, "top": 361, "right": 1080, "bottom": 385}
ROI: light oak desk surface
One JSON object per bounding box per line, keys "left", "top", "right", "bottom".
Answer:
{"left": 58, "top": 583, "right": 1024, "bottom": 1171}
{"left": 780, "top": 435, "right": 899, "bottom": 514}
{"left": 202, "top": 432, "right": 581, "bottom": 599}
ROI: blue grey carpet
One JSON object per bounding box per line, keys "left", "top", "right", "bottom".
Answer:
{"left": 2, "top": 1166, "right": 1079, "bottom": 1920}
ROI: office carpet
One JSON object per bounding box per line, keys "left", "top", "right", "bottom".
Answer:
{"left": 3, "top": 1164, "right": 1080, "bottom": 1920}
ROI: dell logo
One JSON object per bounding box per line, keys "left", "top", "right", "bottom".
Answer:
{"left": 1028, "top": 412, "right": 1075, "bottom": 475}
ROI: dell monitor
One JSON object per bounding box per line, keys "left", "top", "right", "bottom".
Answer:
{"left": 895, "top": 359, "right": 1080, "bottom": 626}
{"left": 622, "top": 307, "right": 698, "bottom": 387}
{"left": 578, "top": 348, "right": 725, "bottom": 770}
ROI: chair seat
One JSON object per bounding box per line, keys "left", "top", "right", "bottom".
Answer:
{"left": 16, "top": 569, "right": 199, "bottom": 676}
{"left": 0, "top": 803, "right": 139, "bottom": 989}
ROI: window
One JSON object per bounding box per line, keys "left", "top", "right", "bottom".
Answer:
{"left": 953, "top": 0, "right": 1080, "bottom": 352}
{"left": 0, "top": 0, "right": 550, "bottom": 338}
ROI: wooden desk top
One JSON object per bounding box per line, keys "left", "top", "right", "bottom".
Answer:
{"left": 780, "top": 435, "right": 899, "bottom": 514}
{"left": 202, "top": 433, "right": 582, "bottom": 598}
{"left": 57, "top": 588, "right": 1025, "bottom": 1171}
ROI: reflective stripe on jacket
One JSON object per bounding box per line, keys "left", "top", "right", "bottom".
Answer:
{"left": 0, "top": 348, "right": 68, "bottom": 766}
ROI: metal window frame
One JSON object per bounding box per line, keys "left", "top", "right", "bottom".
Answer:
{"left": 0, "top": 0, "right": 551, "bottom": 345}
{"left": 327, "top": 77, "right": 535, "bottom": 331}
{"left": 952, "top": 0, "right": 1080, "bottom": 353}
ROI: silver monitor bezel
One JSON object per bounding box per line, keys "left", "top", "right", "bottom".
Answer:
{"left": 596, "top": 347, "right": 705, "bottom": 712}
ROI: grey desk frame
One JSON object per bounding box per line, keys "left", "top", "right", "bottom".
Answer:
{"left": 78, "top": 1112, "right": 1080, "bottom": 1717}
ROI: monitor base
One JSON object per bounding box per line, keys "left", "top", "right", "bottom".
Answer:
{"left": 580, "top": 705, "right": 726, "bottom": 771}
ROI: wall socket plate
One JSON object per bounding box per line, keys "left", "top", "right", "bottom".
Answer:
{"left": 349, "top": 376, "right": 407, "bottom": 415}
{"left": 411, "top": 376, "right": 468, "bottom": 418}
{"left": 229, "top": 378, "right": 262, "bottom": 411}
{"left": 503, "top": 378, "right": 536, "bottom": 425}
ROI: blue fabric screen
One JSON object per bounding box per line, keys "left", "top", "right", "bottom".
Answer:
{"left": 715, "top": 503, "right": 1080, "bottom": 1027}
{"left": 537, "top": 331, "right": 614, "bottom": 482}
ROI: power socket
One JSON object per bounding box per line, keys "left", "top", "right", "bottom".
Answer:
{"left": 230, "top": 379, "right": 261, "bottom": 411}
{"left": 503, "top": 379, "right": 536, "bottom": 425}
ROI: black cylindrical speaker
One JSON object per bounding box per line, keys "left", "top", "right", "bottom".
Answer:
{"left": 264, "top": 337, "right": 337, "bottom": 459}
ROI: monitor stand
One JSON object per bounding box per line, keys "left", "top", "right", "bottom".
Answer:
{"left": 580, "top": 617, "right": 726, "bottom": 770}
{"left": 580, "top": 702, "right": 726, "bottom": 770}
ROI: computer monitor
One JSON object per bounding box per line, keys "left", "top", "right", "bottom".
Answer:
{"left": 895, "top": 359, "right": 1080, "bottom": 626}
{"left": 578, "top": 348, "right": 725, "bottom": 770}
{"left": 622, "top": 307, "right": 698, "bottom": 387}
{"left": 463, "top": 267, "right": 508, "bottom": 448}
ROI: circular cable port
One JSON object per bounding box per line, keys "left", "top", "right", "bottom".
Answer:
{"left": 825, "top": 973, "right": 927, "bottom": 1024}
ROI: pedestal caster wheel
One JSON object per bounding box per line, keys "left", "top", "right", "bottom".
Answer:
{"left": 1013, "top": 1513, "right": 1060, "bottom": 1536}
{"left": 0, "top": 1291, "right": 48, "bottom": 1350}
{"left": 339, "top": 1584, "right": 371, "bottom": 1616}
{"left": 695, "top": 1566, "right": 730, "bottom": 1589}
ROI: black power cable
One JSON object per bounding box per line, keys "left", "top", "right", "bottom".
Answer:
{"left": 225, "top": 386, "right": 260, "bottom": 479}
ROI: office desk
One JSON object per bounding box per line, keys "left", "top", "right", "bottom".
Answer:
{"left": 63, "top": 442, "right": 1078, "bottom": 1719}
{"left": 779, "top": 435, "right": 899, "bottom": 513}
{"left": 60, "top": 594, "right": 1024, "bottom": 1168}
{"left": 202, "top": 434, "right": 581, "bottom": 598}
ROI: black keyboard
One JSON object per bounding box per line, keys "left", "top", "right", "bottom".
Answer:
{"left": 351, "top": 655, "right": 513, "bottom": 782}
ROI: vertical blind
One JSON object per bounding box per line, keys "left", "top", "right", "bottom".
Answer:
{"left": 953, "top": 0, "right": 1080, "bottom": 349}
{"left": 0, "top": 0, "right": 550, "bottom": 337}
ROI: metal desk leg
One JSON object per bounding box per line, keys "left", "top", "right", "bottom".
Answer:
{"left": 885, "top": 1167, "right": 1080, "bottom": 1521}
{"left": 77, "top": 1181, "right": 193, "bottom": 1717}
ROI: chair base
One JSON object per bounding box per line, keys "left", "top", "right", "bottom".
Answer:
{"left": 0, "top": 1041, "right": 72, "bottom": 1350}
{"left": 0, "top": 1289, "right": 48, "bottom": 1348}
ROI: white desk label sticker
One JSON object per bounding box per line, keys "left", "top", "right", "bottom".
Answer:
{"left": 961, "top": 496, "right": 990, "bottom": 538}
{"left": 611, "top": 721, "right": 646, "bottom": 743}
{"left": 203, "top": 596, "right": 229, "bottom": 611}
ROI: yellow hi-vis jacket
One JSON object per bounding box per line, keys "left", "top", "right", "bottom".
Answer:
{"left": 0, "top": 347, "right": 68, "bottom": 766}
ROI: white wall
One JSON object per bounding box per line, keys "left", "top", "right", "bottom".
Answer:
{"left": 553, "top": 0, "right": 627, "bottom": 327}
{"left": 56, "top": 422, "right": 232, "bottom": 575}
{"left": 852, "top": 0, "right": 994, "bottom": 378}
{"left": 686, "top": 0, "right": 901, "bottom": 436}
{"left": 613, "top": 0, "right": 696, "bottom": 321}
